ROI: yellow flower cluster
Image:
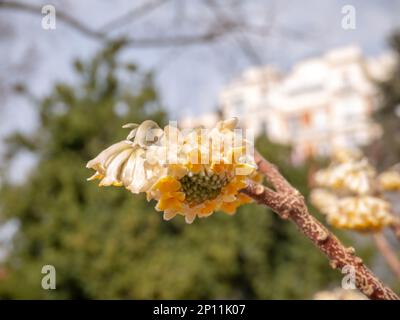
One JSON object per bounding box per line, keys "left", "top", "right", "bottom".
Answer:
{"left": 314, "top": 158, "right": 375, "bottom": 195}
{"left": 327, "top": 196, "right": 393, "bottom": 232}
{"left": 87, "top": 118, "right": 260, "bottom": 223}
{"left": 311, "top": 148, "right": 395, "bottom": 232}
{"left": 378, "top": 170, "right": 400, "bottom": 191}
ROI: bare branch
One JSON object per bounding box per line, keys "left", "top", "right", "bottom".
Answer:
{"left": 241, "top": 150, "right": 400, "bottom": 300}
{"left": 98, "top": 0, "right": 171, "bottom": 33}
{"left": 0, "top": 0, "right": 242, "bottom": 48}
{"left": 0, "top": 0, "right": 107, "bottom": 40}
{"left": 122, "top": 26, "right": 240, "bottom": 48}
{"left": 204, "top": 0, "right": 267, "bottom": 65}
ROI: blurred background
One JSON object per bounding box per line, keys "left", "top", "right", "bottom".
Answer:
{"left": 0, "top": 0, "right": 399, "bottom": 299}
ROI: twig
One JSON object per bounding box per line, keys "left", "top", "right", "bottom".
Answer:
{"left": 373, "top": 233, "right": 400, "bottom": 279}
{"left": 241, "top": 151, "right": 399, "bottom": 300}
{"left": 0, "top": 0, "right": 266, "bottom": 48}
{"left": 0, "top": 0, "right": 106, "bottom": 40}
{"left": 98, "top": 0, "right": 171, "bottom": 33}
{"left": 204, "top": 0, "right": 266, "bottom": 65}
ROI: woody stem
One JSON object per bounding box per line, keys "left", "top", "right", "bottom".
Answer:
{"left": 240, "top": 150, "right": 399, "bottom": 300}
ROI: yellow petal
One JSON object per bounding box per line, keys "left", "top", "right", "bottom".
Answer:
{"left": 156, "top": 193, "right": 184, "bottom": 211}
{"left": 235, "top": 163, "right": 256, "bottom": 176}
{"left": 199, "top": 200, "right": 217, "bottom": 217}
{"left": 219, "top": 201, "right": 239, "bottom": 215}
{"left": 168, "top": 164, "right": 188, "bottom": 179}
{"left": 153, "top": 176, "right": 181, "bottom": 192}
{"left": 163, "top": 210, "right": 179, "bottom": 221}
{"left": 172, "top": 191, "right": 186, "bottom": 202}
{"left": 211, "top": 163, "right": 228, "bottom": 174}
{"left": 236, "top": 193, "right": 253, "bottom": 204}
{"left": 188, "top": 163, "right": 203, "bottom": 174}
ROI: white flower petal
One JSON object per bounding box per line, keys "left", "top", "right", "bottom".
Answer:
{"left": 87, "top": 140, "right": 132, "bottom": 172}
{"left": 99, "top": 148, "right": 132, "bottom": 186}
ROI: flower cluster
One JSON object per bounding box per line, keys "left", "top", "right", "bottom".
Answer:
{"left": 378, "top": 170, "right": 400, "bottom": 191}
{"left": 87, "top": 118, "right": 260, "bottom": 223}
{"left": 311, "top": 148, "right": 396, "bottom": 232}
{"left": 314, "top": 158, "right": 375, "bottom": 195}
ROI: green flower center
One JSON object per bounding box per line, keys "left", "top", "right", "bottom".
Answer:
{"left": 180, "top": 173, "right": 230, "bottom": 206}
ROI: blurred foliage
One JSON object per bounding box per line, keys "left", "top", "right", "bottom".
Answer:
{"left": 371, "top": 31, "right": 400, "bottom": 168}
{"left": 0, "top": 42, "right": 344, "bottom": 299}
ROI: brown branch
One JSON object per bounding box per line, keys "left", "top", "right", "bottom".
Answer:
{"left": 373, "top": 233, "right": 400, "bottom": 280}
{"left": 123, "top": 28, "right": 234, "bottom": 48}
{"left": 0, "top": 1, "right": 275, "bottom": 49}
{"left": 241, "top": 151, "right": 399, "bottom": 300}
{"left": 0, "top": 0, "right": 242, "bottom": 48}
{"left": 204, "top": 0, "right": 266, "bottom": 65}
{"left": 98, "top": 0, "right": 171, "bottom": 33}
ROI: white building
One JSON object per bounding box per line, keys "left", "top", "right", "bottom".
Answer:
{"left": 180, "top": 46, "right": 395, "bottom": 161}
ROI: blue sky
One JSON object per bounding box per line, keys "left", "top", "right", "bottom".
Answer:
{"left": 1, "top": 0, "right": 400, "bottom": 146}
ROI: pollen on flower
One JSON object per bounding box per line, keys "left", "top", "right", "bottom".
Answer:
{"left": 179, "top": 172, "right": 230, "bottom": 205}
{"left": 86, "top": 118, "right": 258, "bottom": 223}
